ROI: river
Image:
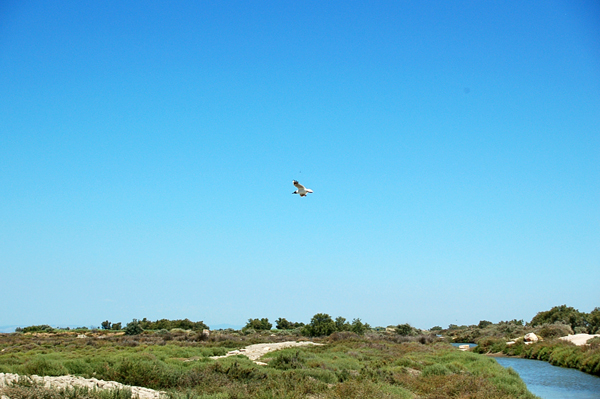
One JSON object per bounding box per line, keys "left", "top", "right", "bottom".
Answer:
{"left": 494, "top": 357, "right": 600, "bottom": 399}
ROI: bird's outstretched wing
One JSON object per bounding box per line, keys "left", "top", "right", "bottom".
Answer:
{"left": 293, "top": 180, "right": 305, "bottom": 190}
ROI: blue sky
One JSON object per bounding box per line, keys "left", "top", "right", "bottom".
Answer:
{"left": 1, "top": 1, "right": 599, "bottom": 331}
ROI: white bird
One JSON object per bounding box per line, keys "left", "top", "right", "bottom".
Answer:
{"left": 293, "top": 180, "right": 313, "bottom": 197}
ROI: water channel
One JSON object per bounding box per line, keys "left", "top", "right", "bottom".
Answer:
{"left": 494, "top": 357, "right": 600, "bottom": 399}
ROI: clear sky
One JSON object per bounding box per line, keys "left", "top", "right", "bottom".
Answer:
{"left": 1, "top": 1, "right": 599, "bottom": 331}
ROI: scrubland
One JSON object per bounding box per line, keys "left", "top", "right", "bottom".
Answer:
{"left": 0, "top": 330, "right": 537, "bottom": 399}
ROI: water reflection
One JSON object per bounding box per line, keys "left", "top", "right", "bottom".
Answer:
{"left": 494, "top": 357, "right": 600, "bottom": 399}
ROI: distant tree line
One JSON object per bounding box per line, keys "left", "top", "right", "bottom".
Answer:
{"left": 14, "top": 304, "right": 598, "bottom": 338}
{"left": 100, "top": 321, "right": 122, "bottom": 330}
{"left": 99, "top": 318, "right": 209, "bottom": 335}
{"left": 441, "top": 305, "right": 600, "bottom": 335}
{"left": 301, "top": 314, "right": 372, "bottom": 337}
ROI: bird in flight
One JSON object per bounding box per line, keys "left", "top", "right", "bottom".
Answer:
{"left": 293, "top": 180, "right": 313, "bottom": 197}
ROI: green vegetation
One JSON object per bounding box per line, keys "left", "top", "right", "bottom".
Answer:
{"left": 137, "top": 318, "right": 209, "bottom": 332}
{"left": 3, "top": 305, "right": 598, "bottom": 397}
{"left": 301, "top": 313, "right": 337, "bottom": 337}
{"left": 243, "top": 318, "right": 273, "bottom": 332}
{"left": 0, "top": 329, "right": 538, "bottom": 399}
{"left": 0, "top": 378, "right": 133, "bottom": 399}
{"left": 123, "top": 319, "right": 144, "bottom": 336}
{"left": 473, "top": 338, "right": 600, "bottom": 376}
{"left": 441, "top": 305, "right": 599, "bottom": 344}
{"left": 395, "top": 323, "right": 420, "bottom": 336}
{"left": 18, "top": 325, "right": 55, "bottom": 334}
{"left": 300, "top": 314, "right": 372, "bottom": 337}
{"left": 530, "top": 305, "right": 593, "bottom": 333}
{"left": 274, "top": 318, "right": 304, "bottom": 330}
{"left": 523, "top": 340, "right": 600, "bottom": 375}
{"left": 101, "top": 321, "right": 122, "bottom": 331}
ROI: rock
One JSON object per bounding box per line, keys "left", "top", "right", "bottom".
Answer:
{"left": 201, "top": 329, "right": 210, "bottom": 339}
{"left": 524, "top": 333, "right": 538, "bottom": 343}
{"left": 458, "top": 344, "right": 470, "bottom": 351}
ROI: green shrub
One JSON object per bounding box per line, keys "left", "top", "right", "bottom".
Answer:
{"left": 274, "top": 318, "right": 304, "bottom": 330}
{"left": 350, "top": 319, "right": 370, "bottom": 335}
{"left": 0, "top": 383, "right": 134, "bottom": 399}
{"left": 22, "top": 325, "right": 55, "bottom": 334}
{"left": 124, "top": 320, "right": 144, "bottom": 336}
{"left": 478, "top": 320, "right": 493, "bottom": 329}
{"left": 269, "top": 351, "right": 306, "bottom": 370}
{"left": 536, "top": 322, "right": 573, "bottom": 338}
{"left": 302, "top": 313, "right": 336, "bottom": 337}
{"left": 23, "top": 356, "right": 68, "bottom": 376}
{"left": 588, "top": 336, "right": 600, "bottom": 349}
{"left": 395, "top": 323, "right": 418, "bottom": 336}
{"left": 531, "top": 305, "right": 588, "bottom": 332}
{"left": 421, "top": 363, "right": 451, "bottom": 376}
{"left": 588, "top": 308, "right": 600, "bottom": 334}
{"left": 243, "top": 318, "right": 272, "bottom": 331}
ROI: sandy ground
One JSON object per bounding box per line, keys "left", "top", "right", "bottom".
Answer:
{"left": 559, "top": 333, "right": 600, "bottom": 346}
{"left": 0, "top": 373, "right": 163, "bottom": 399}
{"left": 210, "top": 340, "right": 323, "bottom": 365}
{"left": 0, "top": 341, "right": 321, "bottom": 398}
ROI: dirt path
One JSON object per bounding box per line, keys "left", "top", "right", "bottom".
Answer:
{"left": 210, "top": 340, "right": 323, "bottom": 365}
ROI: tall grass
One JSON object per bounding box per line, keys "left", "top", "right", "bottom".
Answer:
{"left": 522, "top": 340, "right": 600, "bottom": 376}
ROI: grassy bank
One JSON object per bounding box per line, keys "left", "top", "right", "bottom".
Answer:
{"left": 474, "top": 337, "right": 600, "bottom": 376}
{"left": 0, "top": 331, "right": 539, "bottom": 399}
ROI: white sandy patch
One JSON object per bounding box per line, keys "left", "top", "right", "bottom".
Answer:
{"left": 559, "top": 333, "right": 600, "bottom": 346}
{"left": 0, "top": 373, "right": 163, "bottom": 398}
{"left": 210, "top": 340, "right": 323, "bottom": 365}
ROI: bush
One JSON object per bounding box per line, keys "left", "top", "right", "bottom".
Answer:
{"left": 531, "top": 305, "right": 588, "bottom": 332}
{"left": 395, "top": 323, "right": 418, "bottom": 336}
{"left": 473, "top": 337, "right": 508, "bottom": 354}
{"left": 478, "top": 320, "right": 493, "bottom": 329}
{"left": 302, "top": 313, "right": 336, "bottom": 337}
{"left": 124, "top": 319, "right": 144, "bottom": 336}
{"left": 136, "top": 318, "right": 209, "bottom": 332}
{"left": 243, "top": 318, "right": 272, "bottom": 331}
{"left": 536, "top": 322, "right": 572, "bottom": 339}
{"left": 422, "top": 363, "right": 451, "bottom": 376}
{"left": 21, "top": 325, "right": 54, "bottom": 334}
{"left": 275, "top": 318, "right": 304, "bottom": 330}
{"left": 588, "top": 337, "right": 600, "bottom": 349}
{"left": 350, "top": 318, "right": 370, "bottom": 335}
{"left": 269, "top": 350, "right": 306, "bottom": 370}
{"left": 24, "top": 356, "right": 68, "bottom": 376}
{"left": 588, "top": 308, "right": 600, "bottom": 334}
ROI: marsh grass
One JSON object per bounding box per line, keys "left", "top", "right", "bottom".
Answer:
{"left": 0, "top": 332, "right": 539, "bottom": 398}
{"left": 474, "top": 335, "right": 600, "bottom": 376}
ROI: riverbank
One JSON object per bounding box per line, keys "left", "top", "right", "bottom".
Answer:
{"left": 475, "top": 334, "right": 600, "bottom": 377}
{"left": 494, "top": 357, "right": 600, "bottom": 399}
